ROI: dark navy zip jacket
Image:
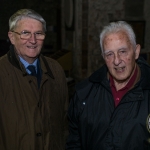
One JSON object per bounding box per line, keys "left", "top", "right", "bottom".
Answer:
{"left": 66, "top": 58, "right": 150, "bottom": 150}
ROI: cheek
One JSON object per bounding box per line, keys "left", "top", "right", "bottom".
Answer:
{"left": 14, "top": 38, "right": 27, "bottom": 46}
{"left": 125, "top": 55, "right": 135, "bottom": 64}
{"left": 123, "top": 57, "right": 135, "bottom": 72}
{"left": 105, "top": 61, "right": 113, "bottom": 69}
{"left": 38, "top": 41, "right": 44, "bottom": 46}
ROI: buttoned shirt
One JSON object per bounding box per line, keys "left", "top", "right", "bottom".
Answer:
{"left": 110, "top": 65, "right": 138, "bottom": 107}
{"left": 19, "top": 56, "right": 38, "bottom": 74}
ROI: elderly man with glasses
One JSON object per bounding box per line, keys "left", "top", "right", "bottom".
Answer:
{"left": 66, "top": 21, "right": 150, "bottom": 150}
{"left": 0, "top": 9, "right": 68, "bottom": 150}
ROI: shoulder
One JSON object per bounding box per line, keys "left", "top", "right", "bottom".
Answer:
{"left": 0, "top": 54, "right": 10, "bottom": 72}
{"left": 40, "top": 55, "right": 67, "bottom": 81}
{"left": 75, "top": 78, "right": 92, "bottom": 91}
{"left": 0, "top": 54, "right": 8, "bottom": 64}
{"left": 41, "top": 55, "right": 64, "bottom": 73}
{"left": 42, "top": 55, "right": 62, "bottom": 68}
{"left": 74, "top": 78, "right": 98, "bottom": 100}
{"left": 0, "top": 54, "right": 13, "bottom": 87}
{"left": 137, "top": 57, "right": 150, "bottom": 74}
{"left": 74, "top": 65, "right": 108, "bottom": 100}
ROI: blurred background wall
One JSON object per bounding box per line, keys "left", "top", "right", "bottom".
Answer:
{"left": 0, "top": 0, "right": 149, "bottom": 87}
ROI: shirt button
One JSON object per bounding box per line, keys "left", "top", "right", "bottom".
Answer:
{"left": 36, "top": 133, "right": 42, "bottom": 137}
{"left": 116, "top": 98, "right": 120, "bottom": 101}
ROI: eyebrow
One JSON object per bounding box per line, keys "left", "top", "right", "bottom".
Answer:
{"left": 103, "top": 50, "right": 112, "bottom": 54}
{"left": 21, "top": 30, "right": 44, "bottom": 33}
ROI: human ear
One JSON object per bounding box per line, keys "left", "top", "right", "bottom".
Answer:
{"left": 8, "top": 31, "right": 15, "bottom": 44}
{"left": 135, "top": 44, "right": 141, "bottom": 59}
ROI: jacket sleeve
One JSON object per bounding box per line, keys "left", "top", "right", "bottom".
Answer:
{"left": 66, "top": 92, "right": 81, "bottom": 150}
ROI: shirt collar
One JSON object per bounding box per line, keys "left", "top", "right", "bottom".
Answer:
{"left": 19, "top": 56, "right": 38, "bottom": 74}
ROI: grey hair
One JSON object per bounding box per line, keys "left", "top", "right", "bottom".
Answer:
{"left": 9, "top": 9, "right": 46, "bottom": 32}
{"left": 100, "top": 21, "right": 136, "bottom": 54}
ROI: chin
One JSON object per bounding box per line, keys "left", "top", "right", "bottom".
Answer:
{"left": 28, "top": 52, "right": 40, "bottom": 56}
{"left": 116, "top": 76, "right": 129, "bottom": 82}
{"left": 113, "top": 74, "right": 128, "bottom": 81}
{"left": 27, "top": 54, "right": 38, "bottom": 59}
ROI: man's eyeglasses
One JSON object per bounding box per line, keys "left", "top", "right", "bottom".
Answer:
{"left": 11, "top": 30, "right": 46, "bottom": 40}
{"left": 102, "top": 48, "right": 129, "bottom": 60}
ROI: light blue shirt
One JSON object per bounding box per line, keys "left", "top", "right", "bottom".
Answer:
{"left": 19, "top": 56, "right": 38, "bottom": 74}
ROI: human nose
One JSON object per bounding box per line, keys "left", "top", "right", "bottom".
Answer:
{"left": 28, "top": 33, "right": 36, "bottom": 43}
{"left": 113, "top": 53, "right": 121, "bottom": 65}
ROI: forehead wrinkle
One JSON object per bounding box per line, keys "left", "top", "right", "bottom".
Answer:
{"left": 104, "top": 31, "right": 131, "bottom": 44}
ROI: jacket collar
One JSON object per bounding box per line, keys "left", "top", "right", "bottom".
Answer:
{"left": 89, "top": 64, "right": 108, "bottom": 83}
{"left": 7, "top": 45, "right": 54, "bottom": 79}
{"left": 136, "top": 57, "right": 150, "bottom": 90}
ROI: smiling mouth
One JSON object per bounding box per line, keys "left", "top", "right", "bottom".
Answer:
{"left": 27, "top": 46, "right": 37, "bottom": 49}
{"left": 115, "top": 67, "right": 125, "bottom": 72}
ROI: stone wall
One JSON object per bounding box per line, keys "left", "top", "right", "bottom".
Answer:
{"left": 88, "top": 0, "right": 125, "bottom": 77}
{"left": 0, "top": 0, "right": 59, "bottom": 54}
{"left": 64, "top": 0, "right": 125, "bottom": 80}
{"left": 0, "top": 0, "right": 148, "bottom": 81}
{"left": 62, "top": 0, "right": 147, "bottom": 81}
{"left": 144, "top": 0, "right": 150, "bottom": 51}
